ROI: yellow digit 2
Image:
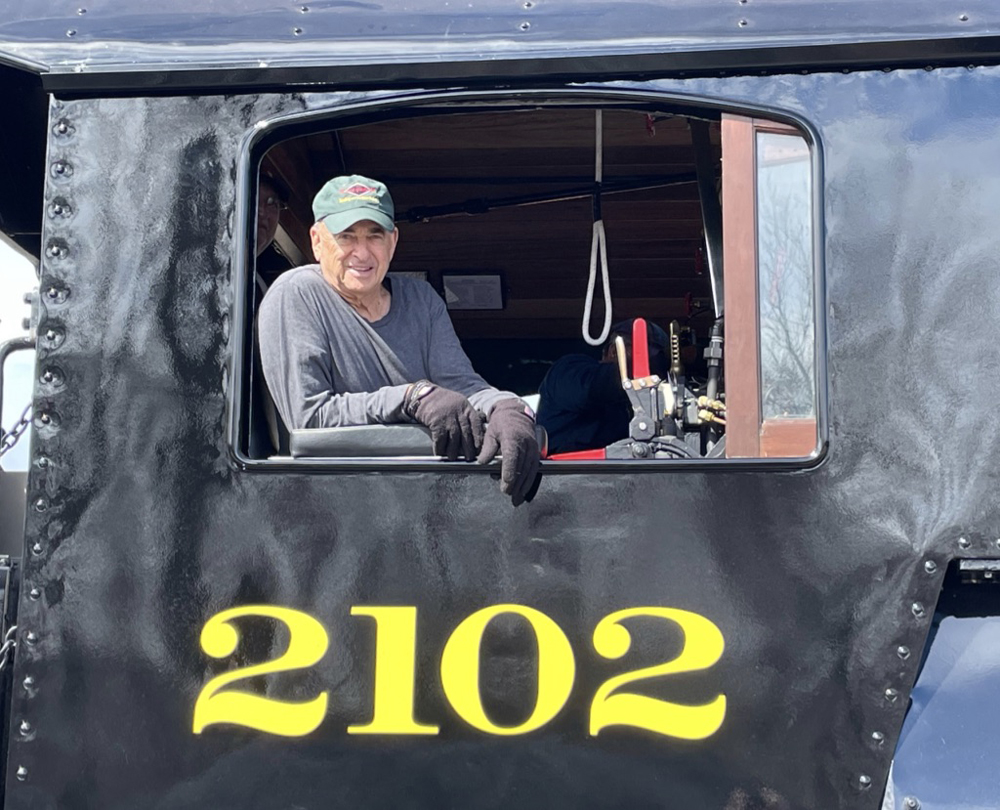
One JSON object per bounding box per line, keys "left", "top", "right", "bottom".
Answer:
{"left": 440, "top": 604, "right": 575, "bottom": 736}
{"left": 193, "top": 605, "right": 330, "bottom": 737}
{"left": 348, "top": 606, "right": 439, "bottom": 735}
{"left": 590, "top": 607, "right": 726, "bottom": 740}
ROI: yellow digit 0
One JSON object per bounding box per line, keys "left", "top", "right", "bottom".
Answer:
{"left": 193, "top": 605, "right": 329, "bottom": 737}
{"left": 440, "top": 604, "right": 575, "bottom": 736}
{"left": 348, "top": 606, "right": 439, "bottom": 735}
{"left": 590, "top": 607, "right": 726, "bottom": 740}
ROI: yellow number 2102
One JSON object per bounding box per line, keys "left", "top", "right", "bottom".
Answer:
{"left": 192, "top": 604, "right": 726, "bottom": 741}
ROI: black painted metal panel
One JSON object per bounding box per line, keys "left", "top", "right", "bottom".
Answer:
{"left": 0, "top": 1, "right": 1000, "bottom": 91}
{"left": 5, "top": 66, "right": 1000, "bottom": 808}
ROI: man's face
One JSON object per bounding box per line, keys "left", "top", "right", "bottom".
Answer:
{"left": 311, "top": 219, "right": 399, "bottom": 297}
{"left": 256, "top": 180, "right": 282, "bottom": 256}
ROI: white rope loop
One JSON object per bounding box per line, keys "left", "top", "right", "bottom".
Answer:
{"left": 582, "top": 110, "right": 612, "bottom": 346}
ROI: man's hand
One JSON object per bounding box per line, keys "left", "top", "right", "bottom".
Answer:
{"left": 404, "top": 381, "right": 484, "bottom": 461}
{"left": 477, "top": 398, "right": 541, "bottom": 506}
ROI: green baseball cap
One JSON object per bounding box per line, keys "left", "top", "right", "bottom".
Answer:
{"left": 312, "top": 175, "right": 395, "bottom": 233}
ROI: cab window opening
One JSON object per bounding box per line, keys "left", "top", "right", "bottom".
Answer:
{"left": 240, "top": 101, "right": 819, "bottom": 466}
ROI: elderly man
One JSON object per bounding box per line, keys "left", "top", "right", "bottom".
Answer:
{"left": 258, "top": 175, "right": 540, "bottom": 505}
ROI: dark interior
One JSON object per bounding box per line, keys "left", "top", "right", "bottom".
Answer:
{"left": 247, "top": 102, "right": 722, "bottom": 456}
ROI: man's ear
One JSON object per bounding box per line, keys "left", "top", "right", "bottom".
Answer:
{"left": 309, "top": 223, "right": 324, "bottom": 262}
{"left": 387, "top": 227, "right": 400, "bottom": 261}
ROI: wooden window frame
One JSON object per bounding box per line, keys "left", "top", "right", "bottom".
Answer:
{"left": 721, "top": 115, "right": 818, "bottom": 459}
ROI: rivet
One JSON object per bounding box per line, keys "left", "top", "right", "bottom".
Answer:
{"left": 54, "top": 120, "right": 70, "bottom": 136}
{"left": 31, "top": 543, "right": 43, "bottom": 556}
{"left": 66, "top": 29, "right": 77, "bottom": 37}
{"left": 22, "top": 676, "right": 35, "bottom": 689}
{"left": 46, "top": 286, "right": 60, "bottom": 300}
{"left": 638, "top": 421, "right": 648, "bottom": 430}
{"left": 300, "top": 4, "right": 309, "bottom": 10}
{"left": 858, "top": 774, "right": 872, "bottom": 789}
{"left": 28, "top": 587, "right": 41, "bottom": 601}
{"left": 519, "top": 21, "right": 530, "bottom": 30}
{"left": 292, "top": 26, "right": 303, "bottom": 34}
{"left": 958, "top": 536, "right": 971, "bottom": 549}
{"left": 884, "top": 687, "right": 899, "bottom": 702}
{"left": 36, "top": 456, "right": 50, "bottom": 469}
{"left": 738, "top": 18, "right": 748, "bottom": 26}
{"left": 44, "top": 328, "right": 60, "bottom": 343}
{"left": 15, "top": 766, "right": 27, "bottom": 781}
{"left": 871, "top": 731, "right": 885, "bottom": 745}
{"left": 78, "top": 7, "right": 87, "bottom": 13}
{"left": 38, "top": 413, "right": 51, "bottom": 425}
{"left": 897, "top": 645, "right": 911, "bottom": 660}
{"left": 25, "top": 631, "right": 38, "bottom": 646}
{"left": 50, "top": 160, "right": 72, "bottom": 178}
{"left": 523, "top": 0, "right": 533, "bottom": 6}
{"left": 45, "top": 243, "right": 68, "bottom": 259}
{"left": 33, "top": 499, "right": 47, "bottom": 513}
{"left": 994, "top": 538, "right": 1000, "bottom": 550}
{"left": 904, "top": 798, "right": 921, "bottom": 810}
{"left": 959, "top": 14, "right": 969, "bottom": 22}
{"left": 19, "top": 720, "right": 31, "bottom": 735}
{"left": 912, "top": 602, "right": 926, "bottom": 619}
{"left": 923, "top": 560, "right": 937, "bottom": 574}
{"left": 41, "top": 370, "right": 54, "bottom": 384}
{"left": 738, "top": 0, "right": 748, "bottom": 3}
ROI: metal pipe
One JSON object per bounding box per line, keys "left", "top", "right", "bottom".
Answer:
{"left": 397, "top": 173, "right": 697, "bottom": 223}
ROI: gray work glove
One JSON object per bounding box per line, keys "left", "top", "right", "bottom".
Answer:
{"left": 476, "top": 398, "right": 542, "bottom": 506}
{"left": 404, "top": 381, "right": 484, "bottom": 461}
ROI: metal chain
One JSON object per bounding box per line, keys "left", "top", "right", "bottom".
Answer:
{"left": 0, "top": 625, "right": 18, "bottom": 673}
{"left": 0, "top": 403, "right": 32, "bottom": 457}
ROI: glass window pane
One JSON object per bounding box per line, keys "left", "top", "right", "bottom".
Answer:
{"left": 756, "top": 131, "right": 814, "bottom": 419}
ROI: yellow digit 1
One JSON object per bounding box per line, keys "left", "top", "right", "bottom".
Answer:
{"left": 440, "top": 604, "right": 575, "bottom": 736}
{"left": 348, "top": 606, "right": 439, "bottom": 735}
{"left": 590, "top": 607, "right": 726, "bottom": 740}
{"left": 193, "top": 605, "right": 329, "bottom": 737}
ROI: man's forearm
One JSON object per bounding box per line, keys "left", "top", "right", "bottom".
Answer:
{"left": 298, "top": 384, "right": 411, "bottom": 429}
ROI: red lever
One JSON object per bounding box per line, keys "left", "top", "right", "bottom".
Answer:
{"left": 632, "top": 318, "right": 650, "bottom": 378}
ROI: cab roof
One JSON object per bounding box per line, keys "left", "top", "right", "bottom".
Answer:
{"left": 0, "top": 0, "right": 998, "bottom": 93}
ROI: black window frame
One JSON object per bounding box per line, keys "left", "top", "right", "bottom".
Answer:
{"left": 228, "top": 87, "right": 828, "bottom": 474}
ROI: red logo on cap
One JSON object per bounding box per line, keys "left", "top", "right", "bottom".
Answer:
{"left": 342, "top": 184, "right": 378, "bottom": 196}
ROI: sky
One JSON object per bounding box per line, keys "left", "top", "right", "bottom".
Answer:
{"left": 0, "top": 240, "right": 38, "bottom": 472}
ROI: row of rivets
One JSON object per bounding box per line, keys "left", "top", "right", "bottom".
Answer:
{"left": 39, "top": 126, "right": 71, "bottom": 583}
{"left": 861, "top": 553, "right": 941, "bottom": 790}
{"left": 954, "top": 536, "right": 1000, "bottom": 550}
{"left": 19, "top": 116, "right": 80, "bottom": 781}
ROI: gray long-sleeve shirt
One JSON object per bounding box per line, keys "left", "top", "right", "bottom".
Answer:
{"left": 258, "top": 264, "right": 514, "bottom": 430}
